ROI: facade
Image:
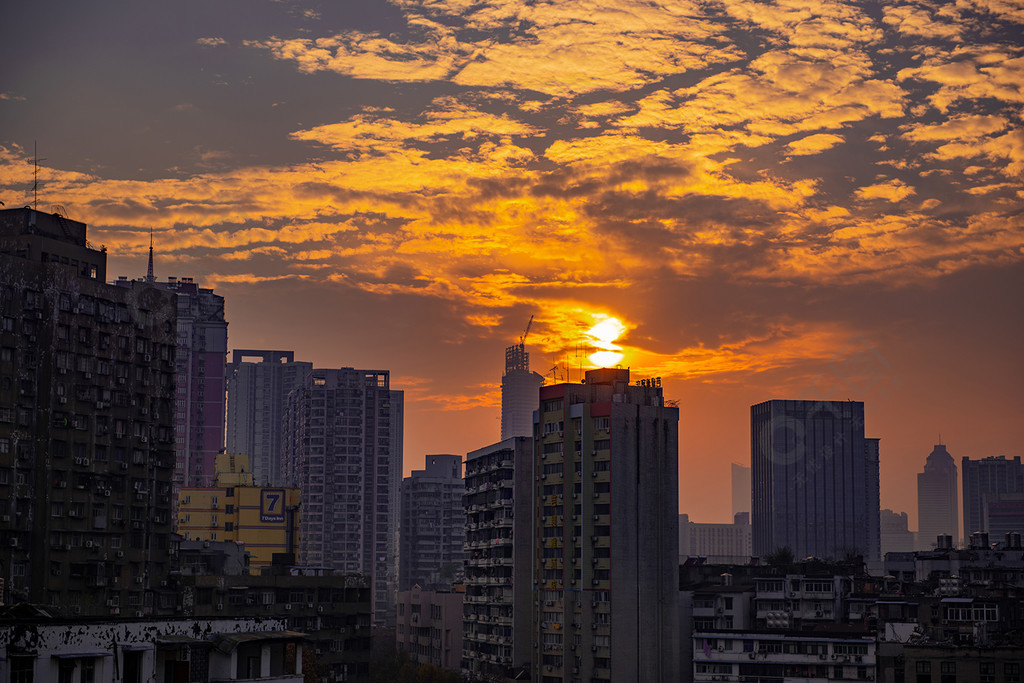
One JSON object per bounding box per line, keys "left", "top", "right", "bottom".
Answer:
{"left": 533, "top": 368, "right": 679, "bottom": 682}
{"left": 679, "top": 513, "right": 753, "bottom": 564}
{"left": 880, "top": 509, "right": 916, "bottom": 555}
{"left": 751, "top": 399, "right": 881, "bottom": 563}
{"left": 282, "top": 367, "right": 403, "bottom": 624}
{"left": 500, "top": 342, "right": 544, "bottom": 440}
{"left": 399, "top": 454, "right": 465, "bottom": 591}
{"left": 0, "top": 208, "right": 178, "bottom": 616}
{"left": 962, "top": 456, "right": 1024, "bottom": 537}
{"left": 180, "top": 563, "right": 373, "bottom": 683}
{"left": 138, "top": 276, "right": 227, "bottom": 490}
{"left": 732, "top": 463, "right": 751, "bottom": 519}
{"left": 463, "top": 436, "right": 534, "bottom": 681}
{"left": 917, "top": 444, "right": 959, "bottom": 549}
{"left": 177, "top": 453, "right": 300, "bottom": 572}
{"left": 225, "top": 349, "right": 311, "bottom": 486}
{"left": 0, "top": 614, "right": 305, "bottom": 683}
{"left": 395, "top": 586, "right": 464, "bottom": 671}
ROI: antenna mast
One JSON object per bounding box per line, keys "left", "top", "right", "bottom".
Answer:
{"left": 32, "top": 141, "right": 46, "bottom": 211}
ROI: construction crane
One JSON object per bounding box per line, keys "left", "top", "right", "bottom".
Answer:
{"left": 519, "top": 315, "right": 534, "bottom": 346}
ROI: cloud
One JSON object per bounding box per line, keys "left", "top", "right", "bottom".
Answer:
{"left": 855, "top": 179, "right": 917, "bottom": 202}
{"left": 196, "top": 37, "right": 227, "bottom": 47}
{"left": 787, "top": 133, "right": 846, "bottom": 156}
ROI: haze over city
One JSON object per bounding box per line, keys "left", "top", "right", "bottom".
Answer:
{"left": 2, "top": 0, "right": 1021, "bottom": 526}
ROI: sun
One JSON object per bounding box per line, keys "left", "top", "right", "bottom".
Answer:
{"left": 586, "top": 315, "right": 626, "bottom": 367}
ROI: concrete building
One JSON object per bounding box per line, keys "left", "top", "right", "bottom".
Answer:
{"left": 226, "top": 350, "right": 311, "bottom": 486}
{"left": 282, "top": 367, "right": 403, "bottom": 625}
{"left": 751, "top": 400, "right": 881, "bottom": 563}
{"left": 962, "top": 455, "right": 1024, "bottom": 537}
{"left": 178, "top": 560, "right": 373, "bottom": 683}
{"left": 917, "top": 443, "right": 959, "bottom": 549}
{"left": 0, "top": 613, "right": 306, "bottom": 683}
{"left": 399, "top": 454, "right": 465, "bottom": 591}
{"left": 732, "top": 463, "right": 751, "bottom": 519}
{"left": 395, "top": 586, "right": 464, "bottom": 671}
{"left": 679, "top": 513, "right": 752, "bottom": 564}
{"left": 880, "top": 509, "right": 916, "bottom": 555}
{"left": 500, "top": 341, "right": 544, "bottom": 440}
{"left": 463, "top": 436, "right": 534, "bottom": 681}
{"left": 0, "top": 207, "right": 178, "bottom": 616}
{"left": 177, "top": 453, "right": 300, "bottom": 572}
{"left": 132, "top": 275, "right": 227, "bottom": 491}
{"left": 533, "top": 368, "right": 679, "bottom": 682}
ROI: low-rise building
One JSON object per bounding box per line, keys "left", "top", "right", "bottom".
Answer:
{"left": 0, "top": 611, "right": 305, "bottom": 682}
{"left": 177, "top": 453, "right": 300, "bottom": 572}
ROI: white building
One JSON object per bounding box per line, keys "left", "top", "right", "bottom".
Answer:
{"left": 226, "top": 349, "right": 311, "bottom": 486}
{"left": 0, "top": 614, "right": 304, "bottom": 683}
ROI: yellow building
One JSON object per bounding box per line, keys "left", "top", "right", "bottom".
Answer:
{"left": 177, "top": 453, "right": 300, "bottom": 572}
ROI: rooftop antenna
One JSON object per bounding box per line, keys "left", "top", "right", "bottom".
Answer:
{"left": 146, "top": 227, "right": 155, "bottom": 282}
{"left": 32, "top": 141, "right": 46, "bottom": 211}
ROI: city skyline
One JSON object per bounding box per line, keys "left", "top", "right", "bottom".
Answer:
{"left": 1, "top": 1, "right": 1021, "bottom": 526}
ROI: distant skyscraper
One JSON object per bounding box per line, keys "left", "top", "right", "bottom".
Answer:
{"left": 751, "top": 399, "right": 881, "bottom": 562}
{"left": 500, "top": 342, "right": 544, "bottom": 440}
{"left": 731, "top": 462, "right": 751, "bottom": 519}
{"left": 399, "top": 454, "right": 465, "bottom": 590}
{"left": 917, "top": 444, "right": 959, "bottom": 549}
{"left": 225, "top": 349, "right": 311, "bottom": 486}
{"left": 282, "top": 367, "right": 403, "bottom": 624}
{"left": 678, "top": 513, "right": 752, "bottom": 564}
{"left": 1, "top": 207, "right": 178, "bottom": 615}
{"left": 135, "top": 276, "right": 227, "bottom": 490}
{"left": 533, "top": 368, "right": 679, "bottom": 682}
{"left": 463, "top": 436, "right": 533, "bottom": 681}
{"left": 880, "top": 509, "right": 916, "bottom": 555}
{"left": 962, "top": 455, "right": 1024, "bottom": 537}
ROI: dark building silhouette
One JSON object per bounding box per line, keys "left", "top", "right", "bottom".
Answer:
{"left": 917, "top": 443, "right": 959, "bottom": 548}
{"left": 1, "top": 208, "right": 177, "bottom": 615}
{"left": 751, "top": 399, "right": 880, "bottom": 563}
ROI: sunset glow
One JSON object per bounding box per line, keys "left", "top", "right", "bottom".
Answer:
{"left": 1, "top": 0, "right": 1021, "bottom": 523}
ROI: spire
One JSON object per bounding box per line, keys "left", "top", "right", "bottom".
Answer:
{"left": 146, "top": 227, "right": 155, "bottom": 282}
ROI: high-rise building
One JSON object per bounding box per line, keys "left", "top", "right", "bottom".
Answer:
{"left": 533, "top": 368, "right": 679, "bottom": 682}
{"left": 962, "top": 455, "right": 1024, "bottom": 537}
{"left": 917, "top": 444, "right": 959, "bottom": 549}
{"left": 398, "top": 454, "right": 465, "bottom": 590}
{"left": 751, "top": 399, "right": 881, "bottom": 563}
{"left": 731, "top": 462, "right": 751, "bottom": 519}
{"left": 226, "top": 349, "right": 311, "bottom": 486}
{"left": 177, "top": 452, "right": 300, "bottom": 572}
{"left": 1, "top": 207, "right": 178, "bottom": 615}
{"left": 282, "top": 367, "right": 403, "bottom": 624}
{"left": 500, "top": 342, "right": 544, "bottom": 440}
{"left": 462, "top": 436, "right": 534, "bottom": 681}
{"left": 125, "top": 275, "right": 227, "bottom": 490}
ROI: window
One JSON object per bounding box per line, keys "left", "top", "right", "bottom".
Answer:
{"left": 11, "top": 656, "right": 35, "bottom": 683}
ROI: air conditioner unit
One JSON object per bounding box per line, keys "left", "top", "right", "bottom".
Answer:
{"left": 591, "top": 645, "right": 597, "bottom": 651}
{"left": 59, "top": 397, "right": 67, "bottom": 404}
{"left": 216, "top": 603, "right": 224, "bottom": 610}
{"left": 592, "top": 470, "right": 597, "bottom": 477}
{"left": 318, "top": 606, "right": 324, "bottom": 613}
{"left": 111, "top": 607, "right": 120, "bottom": 616}
{"left": 72, "top": 606, "right": 81, "bottom": 614}
{"left": 135, "top": 577, "right": 144, "bottom": 584}
{"left": 104, "top": 490, "right": 110, "bottom": 497}
{"left": 8, "top": 538, "right": 18, "bottom": 547}
{"left": 135, "top": 611, "right": 144, "bottom": 618}
{"left": 285, "top": 604, "right": 292, "bottom": 610}
{"left": 116, "top": 551, "right": 124, "bottom": 558}
{"left": 718, "top": 645, "right": 726, "bottom": 652}
{"left": 85, "top": 541, "right": 94, "bottom": 548}
{"left": 106, "top": 600, "right": 116, "bottom": 607}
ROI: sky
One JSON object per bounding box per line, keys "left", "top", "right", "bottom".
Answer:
{"left": 2, "top": 0, "right": 1022, "bottom": 526}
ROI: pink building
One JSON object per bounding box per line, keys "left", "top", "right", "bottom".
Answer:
{"left": 396, "top": 586, "right": 463, "bottom": 671}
